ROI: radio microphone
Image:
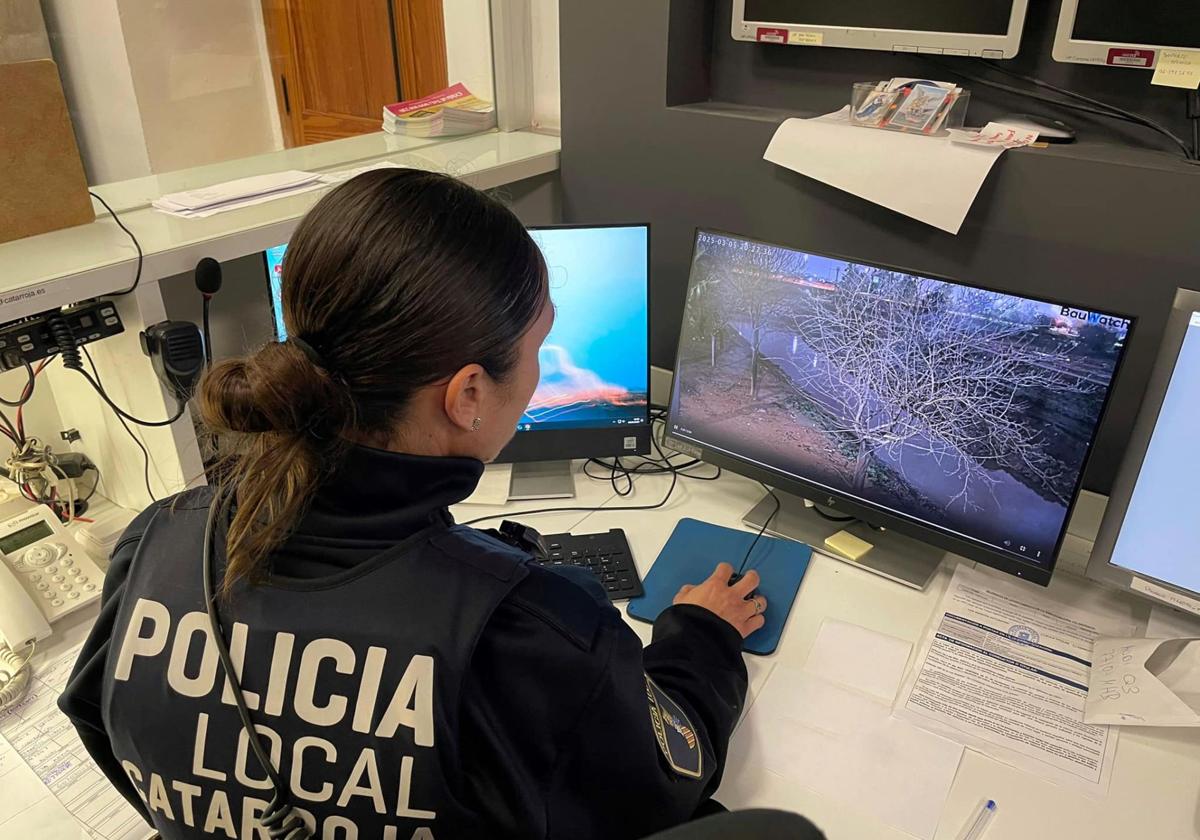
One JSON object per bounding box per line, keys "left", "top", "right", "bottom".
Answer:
{"left": 194, "top": 257, "right": 222, "bottom": 366}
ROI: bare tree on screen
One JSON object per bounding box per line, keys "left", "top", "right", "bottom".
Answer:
{"left": 784, "top": 267, "right": 1101, "bottom": 511}
{"left": 684, "top": 247, "right": 730, "bottom": 368}
{"left": 722, "top": 243, "right": 807, "bottom": 399}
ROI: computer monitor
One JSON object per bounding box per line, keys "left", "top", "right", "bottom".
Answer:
{"left": 732, "top": 0, "right": 1030, "bottom": 59}
{"left": 1053, "top": 0, "right": 1200, "bottom": 69}
{"left": 263, "top": 224, "right": 651, "bottom": 498}
{"left": 665, "top": 229, "right": 1132, "bottom": 588}
{"left": 1087, "top": 289, "right": 1200, "bottom": 616}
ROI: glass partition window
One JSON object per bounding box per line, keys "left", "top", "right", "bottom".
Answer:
{"left": 31, "top": 0, "right": 497, "bottom": 184}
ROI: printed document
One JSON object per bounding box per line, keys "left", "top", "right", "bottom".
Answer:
{"left": 896, "top": 564, "right": 1131, "bottom": 792}
{"left": 0, "top": 644, "right": 151, "bottom": 839}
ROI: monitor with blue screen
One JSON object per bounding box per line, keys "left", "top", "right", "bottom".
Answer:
{"left": 263, "top": 224, "right": 651, "bottom": 477}
{"left": 1089, "top": 289, "right": 1200, "bottom": 607}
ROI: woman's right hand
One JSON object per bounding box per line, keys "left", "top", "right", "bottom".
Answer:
{"left": 672, "top": 562, "right": 767, "bottom": 639}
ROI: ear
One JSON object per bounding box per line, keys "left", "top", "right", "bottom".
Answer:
{"left": 443, "top": 364, "right": 489, "bottom": 432}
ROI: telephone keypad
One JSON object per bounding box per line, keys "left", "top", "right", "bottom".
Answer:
{"left": 0, "top": 513, "right": 104, "bottom": 624}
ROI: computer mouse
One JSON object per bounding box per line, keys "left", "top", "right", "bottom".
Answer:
{"left": 995, "top": 113, "right": 1076, "bottom": 143}
{"left": 727, "top": 572, "right": 760, "bottom": 600}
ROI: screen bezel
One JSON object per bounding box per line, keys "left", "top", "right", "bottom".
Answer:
{"left": 666, "top": 228, "right": 1135, "bottom": 586}
{"left": 1087, "top": 288, "right": 1200, "bottom": 603}
{"left": 732, "top": 0, "right": 1030, "bottom": 59}
{"left": 1052, "top": 0, "right": 1199, "bottom": 68}
{"left": 496, "top": 222, "right": 653, "bottom": 464}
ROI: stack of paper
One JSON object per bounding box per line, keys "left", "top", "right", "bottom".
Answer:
{"left": 383, "top": 83, "right": 496, "bottom": 138}
{"left": 726, "top": 619, "right": 963, "bottom": 840}
{"left": 153, "top": 170, "right": 323, "bottom": 218}
{"left": 0, "top": 644, "right": 151, "bottom": 839}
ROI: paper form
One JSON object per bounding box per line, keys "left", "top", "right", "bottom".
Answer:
{"left": 0, "top": 644, "right": 151, "bottom": 840}
{"left": 803, "top": 618, "right": 913, "bottom": 702}
{"left": 734, "top": 665, "right": 963, "bottom": 840}
{"left": 896, "top": 565, "right": 1132, "bottom": 793}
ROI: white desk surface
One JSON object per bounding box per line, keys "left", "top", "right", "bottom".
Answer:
{"left": 0, "top": 129, "right": 561, "bottom": 321}
{"left": 551, "top": 465, "right": 1200, "bottom": 840}
{"left": 29, "top": 462, "right": 1200, "bottom": 840}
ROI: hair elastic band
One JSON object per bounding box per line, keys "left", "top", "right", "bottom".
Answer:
{"left": 289, "top": 336, "right": 349, "bottom": 388}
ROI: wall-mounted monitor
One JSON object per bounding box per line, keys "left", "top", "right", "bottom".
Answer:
{"left": 1053, "top": 0, "right": 1200, "bottom": 69}
{"left": 732, "top": 0, "right": 1030, "bottom": 58}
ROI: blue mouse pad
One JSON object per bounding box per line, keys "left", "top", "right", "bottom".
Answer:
{"left": 627, "top": 518, "right": 812, "bottom": 655}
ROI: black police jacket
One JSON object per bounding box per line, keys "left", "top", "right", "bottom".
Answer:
{"left": 59, "top": 446, "right": 749, "bottom": 839}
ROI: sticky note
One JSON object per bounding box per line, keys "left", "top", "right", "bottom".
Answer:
{"left": 788, "top": 31, "right": 823, "bottom": 46}
{"left": 1151, "top": 49, "right": 1200, "bottom": 90}
{"left": 825, "top": 530, "right": 874, "bottom": 561}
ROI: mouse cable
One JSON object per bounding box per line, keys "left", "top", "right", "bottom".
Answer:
{"left": 88, "top": 191, "right": 143, "bottom": 296}
{"left": 924, "top": 59, "right": 1193, "bottom": 160}
{"left": 737, "top": 483, "right": 780, "bottom": 576}
{"left": 978, "top": 59, "right": 1197, "bottom": 161}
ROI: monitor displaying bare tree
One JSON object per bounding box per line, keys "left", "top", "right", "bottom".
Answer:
{"left": 669, "top": 231, "right": 1130, "bottom": 564}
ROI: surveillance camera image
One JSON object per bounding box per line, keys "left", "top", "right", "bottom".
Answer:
{"left": 669, "top": 230, "right": 1130, "bottom": 564}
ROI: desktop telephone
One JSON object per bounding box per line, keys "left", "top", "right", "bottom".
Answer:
{"left": 0, "top": 502, "right": 104, "bottom": 650}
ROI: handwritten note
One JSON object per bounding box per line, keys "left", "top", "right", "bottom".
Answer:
{"left": 949, "top": 121, "right": 1040, "bottom": 149}
{"left": 0, "top": 644, "right": 151, "bottom": 840}
{"left": 1151, "top": 50, "right": 1200, "bottom": 90}
{"left": 1086, "top": 636, "right": 1200, "bottom": 727}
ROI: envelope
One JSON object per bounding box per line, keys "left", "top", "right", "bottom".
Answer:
{"left": 1085, "top": 637, "right": 1200, "bottom": 726}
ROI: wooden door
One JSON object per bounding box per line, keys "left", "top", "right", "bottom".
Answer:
{"left": 261, "top": 0, "right": 449, "bottom": 147}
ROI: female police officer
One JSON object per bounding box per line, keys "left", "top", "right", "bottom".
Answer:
{"left": 59, "top": 169, "right": 767, "bottom": 840}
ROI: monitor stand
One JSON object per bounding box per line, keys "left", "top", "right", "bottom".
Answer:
{"left": 508, "top": 460, "right": 576, "bottom": 501}
{"left": 743, "top": 490, "right": 943, "bottom": 591}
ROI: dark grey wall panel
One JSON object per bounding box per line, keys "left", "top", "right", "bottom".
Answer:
{"left": 560, "top": 1, "right": 1200, "bottom": 492}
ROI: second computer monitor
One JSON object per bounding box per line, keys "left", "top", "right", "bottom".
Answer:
{"left": 263, "top": 224, "right": 651, "bottom": 465}
{"left": 497, "top": 224, "right": 651, "bottom": 463}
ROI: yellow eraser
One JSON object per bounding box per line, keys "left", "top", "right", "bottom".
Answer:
{"left": 824, "top": 530, "right": 874, "bottom": 561}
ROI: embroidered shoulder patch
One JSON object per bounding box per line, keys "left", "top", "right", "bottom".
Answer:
{"left": 645, "top": 675, "right": 703, "bottom": 779}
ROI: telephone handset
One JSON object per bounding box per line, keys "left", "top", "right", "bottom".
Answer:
{"left": 0, "top": 505, "right": 104, "bottom": 650}
{"left": 0, "top": 560, "right": 50, "bottom": 650}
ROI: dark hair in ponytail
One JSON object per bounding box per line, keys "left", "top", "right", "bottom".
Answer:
{"left": 198, "top": 169, "right": 547, "bottom": 592}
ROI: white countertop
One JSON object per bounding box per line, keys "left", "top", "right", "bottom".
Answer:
{"left": 0, "top": 130, "right": 561, "bottom": 321}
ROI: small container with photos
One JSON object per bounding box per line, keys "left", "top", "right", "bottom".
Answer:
{"left": 850, "top": 80, "right": 970, "bottom": 136}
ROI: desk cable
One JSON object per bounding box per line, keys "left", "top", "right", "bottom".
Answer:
{"left": 926, "top": 59, "right": 1196, "bottom": 162}
{"left": 88, "top": 190, "right": 143, "bottom": 296}
{"left": 461, "top": 407, "right": 719, "bottom": 528}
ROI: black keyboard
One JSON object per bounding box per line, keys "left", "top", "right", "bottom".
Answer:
{"left": 535, "top": 529, "right": 644, "bottom": 601}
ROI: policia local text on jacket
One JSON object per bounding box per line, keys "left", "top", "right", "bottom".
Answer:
{"left": 58, "top": 445, "right": 749, "bottom": 839}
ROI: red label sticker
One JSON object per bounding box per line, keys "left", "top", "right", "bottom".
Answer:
{"left": 1106, "top": 48, "right": 1156, "bottom": 68}
{"left": 756, "top": 27, "right": 788, "bottom": 44}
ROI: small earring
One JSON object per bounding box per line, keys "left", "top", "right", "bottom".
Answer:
{"left": 471, "top": 417, "right": 481, "bottom": 432}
